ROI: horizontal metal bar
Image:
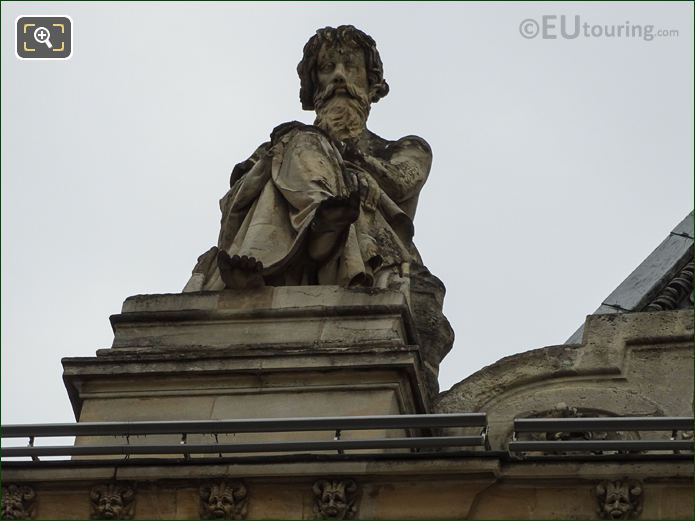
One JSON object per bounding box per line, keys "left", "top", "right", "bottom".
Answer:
{"left": 508, "top": 439, "right": 693, "bottom": 452}
{"left": 513, "top": 417, "right": 693, "bottom": 432}
{"left": 1, "top": 413, "right": 486, "bottom": 438}
{"left": 1, "top": 435, "right": 485, "bottom": 458}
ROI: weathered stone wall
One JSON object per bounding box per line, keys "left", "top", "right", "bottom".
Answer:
{"left": 435, "top": 309, "right": 694, "bottom": 451}
{"left": 4, "top": 458, "right": 691, "bottom": 519}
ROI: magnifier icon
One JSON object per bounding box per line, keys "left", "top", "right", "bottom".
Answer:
{"left": 33, "top": 26, "right": 53, "bottom": 49}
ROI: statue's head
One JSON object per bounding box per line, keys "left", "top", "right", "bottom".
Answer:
{"left": 89, "top": 483, "right": 134, "bottom": 520}
{"left": 298, "top": 26, "right": 389, "bottom": 140}
{"left": 1, "top": 484, "right": 36, "bottom": 520}
{"left": 199, "top": 481, "right": 248, "bottom": 520}
{"left": 312, "top": 479, "right": 357, "bottom": 519}
{"left": 595, "top": 480, "right": 643, "bottom": 520}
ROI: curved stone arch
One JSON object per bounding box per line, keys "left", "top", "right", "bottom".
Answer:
{"left": 484, "top": 381, "right": 665, "bottom": 416}
{"left": 483, "top": 383, "right": 665, "bottom": 450}
{"left": 435, "top": 344, "right": 583, "bottom": 414}
{"left": 502, "top": 405, "right": 644, "bottom": 448}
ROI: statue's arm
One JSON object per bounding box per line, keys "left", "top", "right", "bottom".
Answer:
{"left": 354, "top": 136, "right": 432, "bottom": 203}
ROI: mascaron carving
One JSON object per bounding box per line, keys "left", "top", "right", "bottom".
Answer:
{"left": 1, "top": 484, "right": 36, "bottom": 520}
{"left": 595, "top": 479, "right": 643, "bottom": 519}
{"left": 313, "top": 479, "right": 358, "bottom": 520}
{"left": 199, "top": 481, "right": 248, "bottom": 520}
{"left": 89, "top": 483, "right": 135, "bottom": 520}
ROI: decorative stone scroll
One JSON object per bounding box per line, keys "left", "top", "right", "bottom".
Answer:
{"left": 645, "top": 260, "right": 694, "bottom": 311}
{"left": 514, "top": 403, "right": 637, "bottom": 455}
{"left": 89, "top": 483, "right": 135, "bottom": 520}
{"left": 595, "top": 479, "right": 643, "bottom": 519}
{"left": 312, "top": 479, "right": 359, "bottom": 519}
{"left": 1, "top": 484, "right": 36, "bottom": 520}
{"left": 542, "top": 402, "right": 610, "bottom": 442}
{"left": 199, "top": 481, "right": 248, "bottom": 520}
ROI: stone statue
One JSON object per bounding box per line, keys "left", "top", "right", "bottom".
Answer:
{"left": 595, "top": 480, "right": 643, "bottom": 520}
{"left": 184, "top": 25, "right": 453, "bottom": 396}
{"left": 312, "top": 479, "right": 358, "bottom": 520}
{"left": 89, "top": 484, "right": 135, "bottom": 520}
{"left": 1, "top": 484, "right": 36, "bottom": 520}
{"left": 199, "top": 481, "right": 248, "bottom": 520}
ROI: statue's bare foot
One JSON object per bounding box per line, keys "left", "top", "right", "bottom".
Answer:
{"left": 309, "top": 191, "right": 360, "bottom": 261}
{"left": 218, "top": 251, "right": 265, "bottom": 290}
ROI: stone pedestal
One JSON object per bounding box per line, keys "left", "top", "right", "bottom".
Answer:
{"left": 62, "top": 287, "right": 430, "bottom": 451}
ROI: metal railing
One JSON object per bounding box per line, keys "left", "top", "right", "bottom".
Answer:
{"left": 1, "top": 413, "right": 489, "bottom": 460}
{"left": 3, "top": 414, "right": 692, "bottom": 461}
{"left": 508, "top": 416, "right": 694, "bottom": 454}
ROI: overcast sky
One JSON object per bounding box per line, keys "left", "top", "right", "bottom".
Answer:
{"left": 2, "top": 2, "right": 693, "bottom": 425}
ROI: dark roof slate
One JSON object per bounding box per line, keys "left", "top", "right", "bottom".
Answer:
{"left": 566, "top": 211, "right": 694, "bottom": 344}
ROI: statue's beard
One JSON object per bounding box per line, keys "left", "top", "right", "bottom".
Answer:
{"left": 314, "top": 83, "right": 370, "bottom": 142}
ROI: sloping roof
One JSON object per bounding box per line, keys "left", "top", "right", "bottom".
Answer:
{"left": 566, "top": 211, "right": 694, "bottom": 344}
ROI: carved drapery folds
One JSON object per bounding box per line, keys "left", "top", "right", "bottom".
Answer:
{"left": 312, "top": 479, "right": 358, "bottom": 520}
{"left": 89, "top": 483, "right": 135, "bottom": 520}
{"left": 199, "top": 481, "right": 248, "bottom": 520}
{"left": 595, "top": 479, "right": 643, "bottom": 519}
{"left": 1, "top": 484, "right": 36, "bottom": 520}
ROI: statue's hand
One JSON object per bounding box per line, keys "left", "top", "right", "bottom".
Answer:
{"left": 342, "top": 145, "right": 390, "bottom": 189}
{"left": 341, "top": 142, "right": 366, "bottom": 165}
{"left": 343, "top": 167, "right": 360, "bottom": 193}
{"left": 357, "top": 172, "right": 380, "bottom": 211}
{"left": 343, "top": 166, "right": 379, "bottom": 211}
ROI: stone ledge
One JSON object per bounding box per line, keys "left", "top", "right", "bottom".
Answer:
{"left": 63, "top": 345, "right": 424, "bottom": 377}
{"left": 109, "top": 287, "right": 417, "bottom": 349}
{"left": 62, "top": 345, "right": 429, "bottom": 421}
{"left": 121, "top": 286, "right": 407, "bottom": 313}
{"left": 4, "top": 455, "right": 691, "bottom": 483}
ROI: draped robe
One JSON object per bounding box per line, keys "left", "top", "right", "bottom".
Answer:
{"left": 183, "top": 122, "right": 432, "bottom": 292}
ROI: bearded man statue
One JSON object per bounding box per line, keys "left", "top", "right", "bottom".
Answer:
{"left": 184, "top": 25, "right": 453, "bottom": 396}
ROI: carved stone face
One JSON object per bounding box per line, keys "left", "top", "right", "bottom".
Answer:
{"left": 205, "top": 490, "right": 236, "bottom": 519}
{"left": 199, "top": 481, "right": 247, "bottom": 520}
{"left": 319, "top": 486, "right": 348, "bottom": 518}
{"left": 96, "top": 494, "right": 123, "bottom": 519}
{"left": 316, "top": 43, "right": 369, "bottom": 103}
{"left": 596, "top": 480, "right": 643, "bottom": 520}
{"left": 1, "top": 493, "right": 24, "bottom": 520}
{"left": 314, "top": 43, "right": 370, "bottom": 141}
{"left": 313, "top": 480, "right": 357, "bottom": 520}
{"left": 2, "top": 485, "right": 35, "bottom": 520}
{"left": 297, "top": 25, "right": 388, "bottom": 112}
{"left": 89, "top": 484, "right": 134, "bottom": 520}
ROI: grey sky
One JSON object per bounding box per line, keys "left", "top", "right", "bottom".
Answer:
{"left": 2, "top": 2, "right": 693, "bottom": 425}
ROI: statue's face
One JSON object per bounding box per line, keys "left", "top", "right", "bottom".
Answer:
{"left": 318, "top": 485, "right": 349, "bottom": 519}
{"left": 316, "top": 43, "right": 369, "bottom": 103}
